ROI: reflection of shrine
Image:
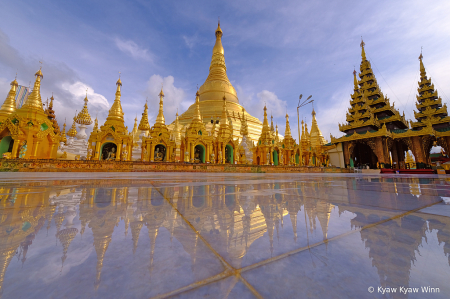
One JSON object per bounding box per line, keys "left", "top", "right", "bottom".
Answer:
{"left": 0, "top": 177, "right": 449, "bottom": 296}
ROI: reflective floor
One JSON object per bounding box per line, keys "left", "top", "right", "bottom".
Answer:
{"left": 0, "top": 172, "right": 449, "bottom": 298}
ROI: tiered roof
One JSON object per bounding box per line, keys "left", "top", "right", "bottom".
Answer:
{"left": 339, "top": 40, "right": 407, "bottom": 134}
{"left": 411, "top": 53, "right": 450, "bottom": 131}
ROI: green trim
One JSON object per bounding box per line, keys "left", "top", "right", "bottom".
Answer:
{"left": 0, "top": 136, "right": 13, "bottom": 156}
{"left": 194, "top": 144, "right": 205, "bottom": 163}
{"left": 273, "top": 150, "right": 278, "bottom": 166}
{"left": 225, "top": 144, "right": 233, "bottom": 164}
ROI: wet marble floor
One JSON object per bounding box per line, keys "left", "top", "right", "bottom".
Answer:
{"left": 0, "top": 172, "right": 449, "bottom": 298}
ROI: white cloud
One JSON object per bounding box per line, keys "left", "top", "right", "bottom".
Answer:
{"left": 236, "top": 85, "right": 286, "bottom": 121}
{"left": 144, "top": 75, "right": 186, "bottom": 124}
{"left": 114, "top": 38, "right": 153, "bottom": 62}
{"left": 182, "top": 34, "right": 199, "bottom": 49}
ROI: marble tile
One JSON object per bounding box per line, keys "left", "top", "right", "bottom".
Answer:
{"left": 168, "top": 276, "right": 257, "bottom": 299}
{"left": 418, "top": 202, "right": 450, "bottom": 218}
{"left": 0, "top": 172, "right": 449, "bottom": 298}
{"left": 0, "top": 185, "right": 225, "bottom": 299}
{"left": 242, "top": 212, "right": 450, "bottom": 299}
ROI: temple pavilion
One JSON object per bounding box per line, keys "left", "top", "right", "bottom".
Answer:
{"left": 329, "top": 40, "right": 450, "bottom": 169}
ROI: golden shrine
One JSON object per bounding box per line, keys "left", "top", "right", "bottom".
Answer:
{"left": 0, "top": 69, "right": 60, "bottom": 159}
{"left": 330, "top": 40, "right": 450, "bottom": 169}
{"left": 0, "top": 22, "right": 339, "bottom": 168}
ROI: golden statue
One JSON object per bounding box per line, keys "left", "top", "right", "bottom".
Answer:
{"left": 106, "top": 148, "right": 116, "bottom": 160}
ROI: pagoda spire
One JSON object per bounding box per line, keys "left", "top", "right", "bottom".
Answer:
{"left": 67, "top": 116, "right": 78, "bottom": 138}
{"left": 0, "top": 77, "right": 18, "bottom": 120}
{"left": 270, "top": 115, "right": 274, "bottom": 132}
{"left": 353, "top": 69, "right": 358, "bottom": 90}
{"left": 19, "top": 68, "right": 46, "bottom": 117}
{"left": 411, "top": 51, "right": 450, "bottom": 130}
{"left": 220, "top": 95, "right": 229, "bottom": 127}
{"left": 75, "top": 94, "right": 93, "bottom": 126}
{"left": 205, "top": 21, "right": 230, "bottom": 85}
{"left": 192, "top": 91, "right": 202, "bottom": 123}
{"left": 155, "top": 87, "right": 165, "bottom": 125}
{"left": 360, "top": 38, "right": 366, "bottom": 60}
{"left": 61, "top": 122, "right": 67, "bottom": 144}
{"left": 105, "top": 78, "right": 124, "bottom": 124}
{"left": 284, "top": 113, "right": 292, "bottom": 138}
{"left": 138, "top": 101, "right": 150, "bottom": 132}
{"left": 92, "top": 117, "right": 99, "bottom": 133}
{"left": 262, "top": 105, "right": 270, "bottom": 131}
{"left": 46, "top": 95, "right": 60, "bottom": 134}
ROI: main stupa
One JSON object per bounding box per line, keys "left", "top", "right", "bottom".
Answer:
{"left": 175, "top": 22, "right": 263, "bottom": 141}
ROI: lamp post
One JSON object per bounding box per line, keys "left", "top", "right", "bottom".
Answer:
{"left": 297, "top": 94, "right": 313, "bottom": 166}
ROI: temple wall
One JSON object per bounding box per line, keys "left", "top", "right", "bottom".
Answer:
{"left": 0, "top": 159, "right": 350, "bottom": 173}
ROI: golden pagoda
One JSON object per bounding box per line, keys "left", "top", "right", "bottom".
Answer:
{"left": 88, "top": 77, "right": 133, "bottom": 161}
{"left": 280, "top": 113, "right": 296, "bottom": 165}
{"left": 254, "top": 105, "right": 276, "bottom": 165}
{"left": 175, "top": 22, "right": 263, "bottom": 142}
{"left": 142, "top": 87, "right": 176, "bottom": 162}
{"left": 138, "top": 101, "right": 150, "bottom": 136}
{"left": 411, "top": 53, "right": 450, "bottom": 131}
{"left": 0, "top": 69, "right": 60, "bottom": 159}
{"left": 45, "top": 95, "right": 60, "bottom": 135}
{"left": 181, "top": 91, "right": 214, "bottom": 163}
{"left": 214, "top": 95, "right": 236, "bottom": 163}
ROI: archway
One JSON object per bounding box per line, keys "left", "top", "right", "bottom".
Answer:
{"left": 100, "top": 142, "right": 117, "bottom": 160}
{"left": 273, "top": 150, "right": 279, "bottom": 166}
{"left": 225, "top": 144, "right": 233, "bottom": 164}
{"left": 154, "top": 144, "right": 166, "bottom": 162}
{"left": 94, "top": 188, "right": 112, "bottom": 208}
{"left": 295, "top": 153, "right": 299, "bottom": 165}
{"left": 194, "top": 144, "right": 205, "bottom": 163}
{"left": 352, "top": 142, "right": 377, "bottom": 169}
{"left": 256, "top": 156, "right": 261, "bottom": 165}
{"left": 0, "top": 136, "right": 14, "bottom": 157}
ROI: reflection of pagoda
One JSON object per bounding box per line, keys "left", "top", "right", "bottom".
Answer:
{"left": 83, "top": 187, "right": 127, "bottom": 289}
{"left": 0, "top": 186, "right": 53, "bottom": 295}
{"left": 50, "top": 188, "right": 83, "bottom": 268}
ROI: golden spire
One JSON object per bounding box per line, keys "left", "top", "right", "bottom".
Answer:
{"left": 132, "top": 116, "right": 138, "bottom": 135}
{"left": 67, "top": 115, "right": 78, "bottom": 138}
{"left": 284, "top": 113, "right": 292, "bottom": 138}
{"left": 105, "top": 78, "right": 124, "bottom": 123}
{"left": 138, "top": 101, "right": 150, "bottom": 132}
{"left": 130, "top": 221, "right": 143, "bottom": 254}
{"left": 419, "top": 50, "right": 427, "bottom": 79}
{"left": 155, "top": 87, "right": 165, "bottom": 125}
{"left": 360, "top": 38, "right": 366, "bottom": 60}
{"left": 353, "top": 69, "right": 358, "bottom": 90}
{"left": 270, "top": 115, "right": 274, "bottom": 132}
{"left": 220, "top": 95, "right": 229, "bottom": 127}
{"left": 46, "top": 95, "right": 60, "bottom": 134}
{"left": 92, "top": 117, "right": 99, "bottom": 133}
{"left": 20, "top": 68, "right": 46, "bottom": 115}
{"left": 192, "top": 91, "right": 202, "bottom": 123}
{"left": 198, "top": 21, "right": 239, "bottom": 104}
{"left": 262, "top": 105, "right": 270, "bottom": 131}
{"left": 61, "top": 122, "right": 67, "bottom": 143}
{"left": 0, "top": 77, "right": 18, "bottom": 120}
{"left": 75, "top": 94, "right": 93, "bottom": 125}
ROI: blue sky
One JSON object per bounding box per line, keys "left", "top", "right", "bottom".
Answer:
{"left": 1, "top": 0, "right": 450, "bottom": 142}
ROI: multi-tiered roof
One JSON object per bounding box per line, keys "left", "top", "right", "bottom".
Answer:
{"left": 411, "top": 53, "right": 450, "bottom": 131}
{"left": 339, "top": 40, "right": 408, "bottom": 134}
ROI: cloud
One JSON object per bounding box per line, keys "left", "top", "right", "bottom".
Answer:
{"left": 114, "top": 37, "right": 153, "bottom": 62}
{"left": 144, "top": 75, "right": 186, "bottom": 124}
{"left": 237, "top": 85, "right": 286, "bottom": 121}
{"left": 183, "top": 34, "right": 199, "bottom": 49}
{"left": 0, "top": 28, "right": 110, "bottom": 133}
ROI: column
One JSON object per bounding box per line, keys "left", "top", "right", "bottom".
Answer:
{"left": 150, "top": 144, "right": 155, "bottom": 162}
{"left": 115, "top": 142, "right": 122, "bottom": 161}
{"left": 391, "top": 142, "right": 399, "bottom": 169}
{"left": 222, "top": 144, "right": 225, "bottom": 164}
{"left": 190, "top": 143, "right": 194, "bottom": 162}
{"left": 31, "top": 139, "right": 41, "bottom": 159}
{"left": 11, "top": 139, "right": 21, "bottom": 159}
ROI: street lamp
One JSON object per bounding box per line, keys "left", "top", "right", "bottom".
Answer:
{"left": 297, "top": 94, "right": 313, "bottom": 166}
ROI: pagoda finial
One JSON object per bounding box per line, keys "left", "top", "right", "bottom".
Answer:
{"left": 20, "top": 67, "right": 45, "bottom": 114}
{"left": 155, "top": 86, "right": 165, "bottom": 125}
{"left": 138, "top": 100, "right": 150, "bottom": 132}
{"left": 0, "top": 76, "right": 19, "bottom": 120}
{"left": 353, "top": 68, "right": 358, "bottom": 90}
{"left": 360, "top": 37, "right": 366, "bottom": 60}
{"left": 418, "top": 48, "right": 426, "bottom": 79}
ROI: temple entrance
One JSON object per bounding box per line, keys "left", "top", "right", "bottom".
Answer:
{"left": 225, "top": 144, "right": 233, "bottom": 164}
{"left": 257, "top": 156, "right": 261, "bottom": 165}
{"left": 273, "top": 150, "right": 279, "bottom": 166}
{"left": 0, "top": 136, "right": 14, "bottom": 157}
{"left": 194, "top": 144, "right": 205, "bottom": 163}
{"left": 352, "top": 142, "right": 377, "bottom": 169}
{"left": 94, "top": 188, "right": 112, "bottom": 208}
{"left": 154, "top": 144, "right": 166, "bottom": 162}
{"left": 101, "top": 142, "right": 117, "bottom": 160}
